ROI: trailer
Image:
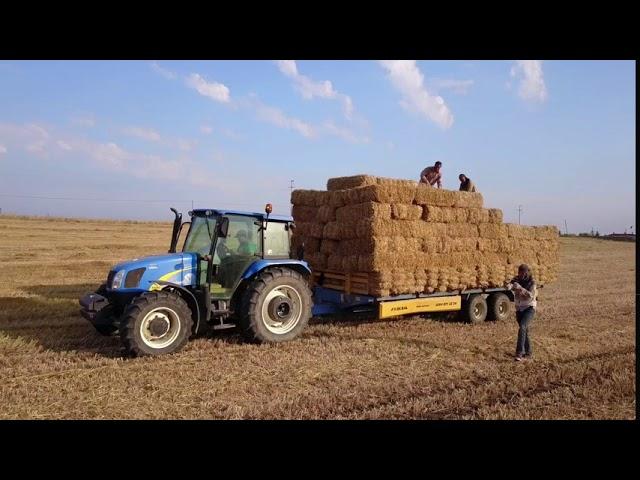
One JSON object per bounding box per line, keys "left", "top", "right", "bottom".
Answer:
{"left": 309, "top": 270, "right": 518, "bottom": 324}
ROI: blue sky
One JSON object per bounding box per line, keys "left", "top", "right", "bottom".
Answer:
{"left": 0, "top": 60, "right": 635, "bottom": 234}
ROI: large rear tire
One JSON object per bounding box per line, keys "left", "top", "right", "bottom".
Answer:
{"left": 486, "top": 292, "right": 511, "bottom": 321}
{"left": 239, "top": 268, "right": 312, "bottom": 343}
{"left": 461, "top": 294, "right": 488, "bottom": 324}
{"left": 120, "top": 291, "right": 193, "bottom": 357}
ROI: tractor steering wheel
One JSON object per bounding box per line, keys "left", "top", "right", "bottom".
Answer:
{"left": 217, "top": 242, "right": 231, "bottom": 258}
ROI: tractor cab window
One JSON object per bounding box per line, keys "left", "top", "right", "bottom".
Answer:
{"left": 210, "top": 215, "right": 263, "bottom": 299}
{"left": 213, "top": 216, "right": 262, "bottom": 263}
{"left": 183, "top": 215, "right": 216, "bottom": 256}
{"left": 264, "top": 221, "right": 290, "bottom": 258}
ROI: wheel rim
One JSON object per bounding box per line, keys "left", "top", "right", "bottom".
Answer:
{"left": 498, "top": 301, "right": 507, "bottom": 315}
{"left": 261, "top": 285, "right": 303, "bottom": 335}
{"left": 473, "top": 301, "right": 486, "bottom": 320}
{"left": 140, "top": 307, "right": 181, "bottom": 349}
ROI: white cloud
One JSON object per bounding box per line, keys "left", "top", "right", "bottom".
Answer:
{"left": 378, "top": 60, "right": 454, "bottom": 129}
{"left": 0, "top": 144, "right": 6, "bottom": 155}
{"left": 510, "top": 60, "right": 548, "bottom": 102}
{"left": 247, "top": 96, "right": 315, "bottom": 138}
{"left": 175, "top": 139, "right": 195, "bottom": 152}
{"left": 150, "top": 61, "right": 176, "bottom": 80}
{"left": 200, "top": 125, "right": 213, "bottom": 134}
{"left": 71, "top": 115, "right": 96, "bottom": 128}
{"left": 0, "top": 122, "right": 224, "bottom": 188}
{"left": 122, "top": 126, "right": 162, "bottom": 142}
{"left": 186, "top": 73, "right": 231, "bottom": 103}
{"left": 276, "top": 60, "right": 354, "bottom": 119}
{"left": 24, "top": 124, "right": 50, "bottom": 156}
{"left": 429, "top": 78, "right": 474, "bottom": 95}
{"left": 220, "top": 128, "right": 244, "bottom": 141}
{"left": 322, "top": 121, "right": 369, "bottom": 144}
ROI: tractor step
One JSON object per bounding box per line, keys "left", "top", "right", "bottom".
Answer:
{"left": 212, "top": 323, "right": 236, "bottom": 330}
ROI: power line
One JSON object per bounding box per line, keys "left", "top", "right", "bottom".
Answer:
{"left": 0, "top": 193, "right": 279, "bottom": 208}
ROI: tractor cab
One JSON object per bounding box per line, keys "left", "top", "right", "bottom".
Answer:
{"left": 175, "top": 206, "right": 295, "bottom": 300}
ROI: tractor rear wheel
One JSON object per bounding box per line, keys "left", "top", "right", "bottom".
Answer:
{"left": 239, "top": 268, "right": 312, "bottom": 343}
{"left": 119, "top": 291, "right": 193, "bottom": 356}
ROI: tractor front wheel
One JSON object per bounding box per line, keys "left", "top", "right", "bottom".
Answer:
{"left": 239, "top": 268, "right": 312, "bottom": 343}
{"left": 119, "top": 291, "right": 193, "bottom": 356}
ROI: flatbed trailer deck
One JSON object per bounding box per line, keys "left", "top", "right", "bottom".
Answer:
{"left": 310, "top": 270, "right": 539, "bottom": 323}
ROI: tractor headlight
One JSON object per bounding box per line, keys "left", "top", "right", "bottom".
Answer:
{"left": 111, "top": 269, "right": 126, "bottom": 289}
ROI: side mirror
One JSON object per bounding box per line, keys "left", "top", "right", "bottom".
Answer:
{"left": 216, "top": 217, "right": 229, "bottom": 238}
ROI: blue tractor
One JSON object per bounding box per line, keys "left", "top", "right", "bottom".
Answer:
{"left": 80, "top": 205, "right": 314, "bottom": 356}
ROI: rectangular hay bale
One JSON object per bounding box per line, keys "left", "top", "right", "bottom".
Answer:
{"left": 347, "top": 184, "right": 416, "bottom": 205}
{"left": 291, "top": 205, "right": 320, "bottom": 223}
{"left": 488, "top": 208, "right": 503, "bottom": 223}
{"left": 414, "top": 185, "right": 457, "bottom": 207}
{"left": 317, "top": 205, "right": 337, "bottom": 223}
{"left": 452, "top": 191, "right": 484, "bottom": 208}
{"left": 392, "top": 204, "right": 423, "bottom": 220}
{"left": 336, "top": 202, "right": 392, "bottom": 222}
{"left": 294, "top": 222, "right": 325, "bottom": 238}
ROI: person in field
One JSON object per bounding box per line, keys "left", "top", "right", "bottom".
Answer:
{"left": 506, "top": 264, "right": 537, "bottom": 361}
{"left": 458, "top": 174, "right": 477, "bottom": 192}
{"left": 419, "top": 161, "right": 443, "bottom": 188}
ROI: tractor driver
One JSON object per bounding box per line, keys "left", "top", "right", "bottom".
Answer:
{"left": 235, "top": 229, "right": 257, "bottom": 255}
{"left": 215, "top": 229, "right": 256, "bottom": 258}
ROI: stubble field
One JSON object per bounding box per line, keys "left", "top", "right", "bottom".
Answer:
{"left": 0, "top": 215, "right": 635, "bottom": 419}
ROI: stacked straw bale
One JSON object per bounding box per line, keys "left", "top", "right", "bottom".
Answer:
{"left": 291, "top": 175, "right": 559, "bottom": 296}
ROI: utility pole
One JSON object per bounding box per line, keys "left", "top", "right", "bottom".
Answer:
{"left": 564, "top": 219, "right": 568, "bottom": 235}
{"left": 517, "top": 205, "right": 523, "bottom": 225}
{"left": 290, "top": 180, "right": 295, "bottom": 214}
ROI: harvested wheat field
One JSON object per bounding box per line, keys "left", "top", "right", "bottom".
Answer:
{"left": 0, "top": 215, "right": 635, "bottom": 419}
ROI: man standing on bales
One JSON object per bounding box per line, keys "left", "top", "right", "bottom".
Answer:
{"left": 419, "top": 161, "right": 443, "bottom": 188}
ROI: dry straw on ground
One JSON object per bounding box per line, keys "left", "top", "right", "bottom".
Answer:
{"left": 0, "top": 217, "right": 633, "bottom": 419}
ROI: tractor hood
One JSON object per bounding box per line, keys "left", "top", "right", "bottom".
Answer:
{"left": 108, "top": 252, "right": 199, "bottom": 292}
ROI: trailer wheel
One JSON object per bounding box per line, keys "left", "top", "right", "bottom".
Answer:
{"left": 239, "top": 268, "right": 312, "bottom": 343}
{"left": 461, "top": 294, "right": 488, "bottom": 324}
{"left": 486, "top": 292, "right": 511, "bottom": 322}
{"left": 119, "top": 291, "right": 193, "bottom": 357}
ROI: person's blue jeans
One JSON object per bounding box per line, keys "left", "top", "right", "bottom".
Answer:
{"left": 515, "top": 307, "right": 535, "bottom": 356}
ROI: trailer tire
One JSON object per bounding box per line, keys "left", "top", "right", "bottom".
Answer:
{"left": 461, "top": 294, "right": 488, "bottom": 324}
{"left": 486, "top": 292, "right": 511, "bottom": 322}
{"left": 239, "top": 268, "right": 312, "bottom": 343}
{"left": 120, "top": 291, "right": 193, "bottom": 357}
